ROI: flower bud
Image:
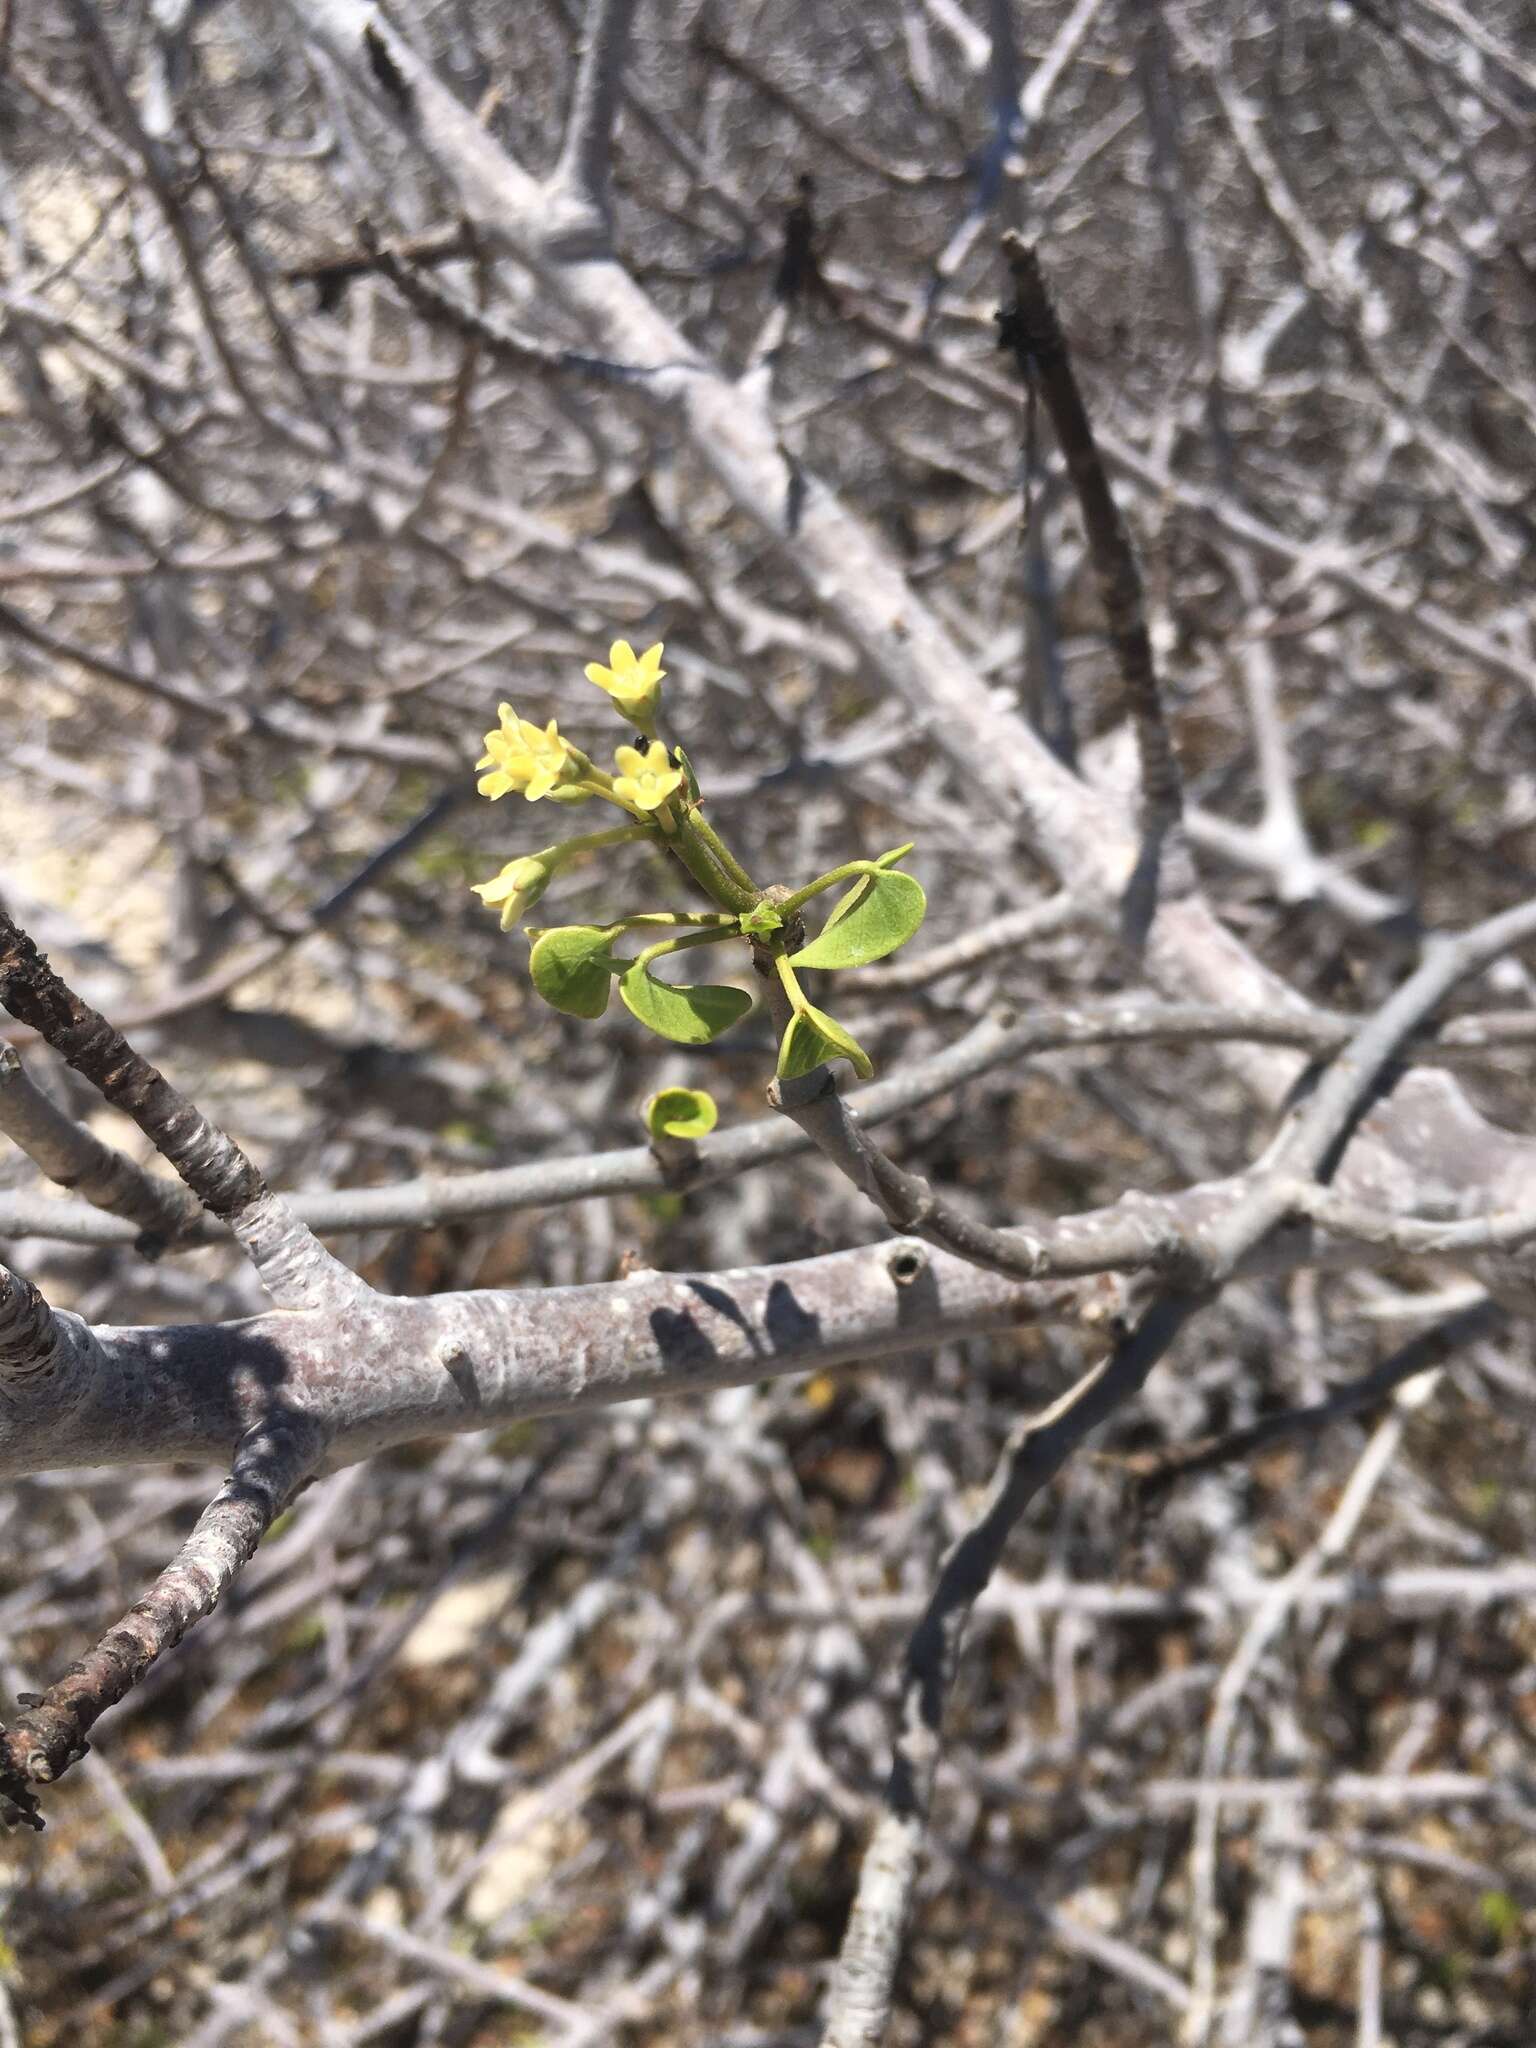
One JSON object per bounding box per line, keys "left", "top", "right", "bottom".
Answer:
{"left": 472, "top": 854, "right": 553, "bottom": 931}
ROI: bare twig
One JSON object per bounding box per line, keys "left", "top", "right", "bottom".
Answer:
{"left": 0, "top": 912, "right": 358, "bottom": 1310}
{"left": 0, "top": 1416, "right": 320, "bottom": 1828}
{"left": 358, "top": 218, "right": 655, "bottom": 385}
{"left": 546, "top": 0, "right": 642, "bottom": 250}
{"left": 770, "top": 1059, "right": 1193, "bottom": 1285}
{"left": 5, "top": 993, "right": 1531, "bottom": 1250}
{"left": 850, "top": 893, "right": 1078, "bottom": 992}
{"left": 1123, "top": 1296, "right": 1501, "bottom": 1496}
{"left": 998, "top": 232, "right": 1185, "bottom": 941}
{"left": 1297, "top": 1186, "right": 1536, "bottom": 1257}
{"left": 1186, "top": 1376, "right": 1437, "bottom": 2039}
{"left": 820, "top": 1294, "right": 1201, "bottom": 2047}
{"left": 0, "top": 1044, "right": 202, "bottom": 1251}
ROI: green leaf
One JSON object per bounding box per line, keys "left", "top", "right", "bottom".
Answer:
{"left": 822, "top": 843, "right": 916, "bottom": 933}
{"left": 644, "top": 1086, "right": 719, "bottom": 1140}
{"left": 619, "top": 961, "right": 752, "bottom": 1045}
{"left": 528, "top": 925, "right": 617, "bottom": 1018}
{"left": 673, "top": 745, "right": 702, "bottom": 804}
{"left": 739, "top": 900, "right": 785, "bottom": 941}
{"left": 777, "top": 1003, "right": 874, "bottom": 1081}
{"left": 790, "top": 868, "right": 926, "bottom": 970}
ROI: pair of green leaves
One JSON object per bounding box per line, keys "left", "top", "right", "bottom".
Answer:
{"left": 528, "top": 853, "right": 926, "bottom": 1076}
{"left": 773, "top": 851, "right": 923, "bottom": 1081}
{"left": 529, "top": 925, "right": 751, "bottom": 1046}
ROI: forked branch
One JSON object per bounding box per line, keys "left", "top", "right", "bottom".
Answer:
{"left": 0, "top": 910, "right": 358, "bottom": 1310}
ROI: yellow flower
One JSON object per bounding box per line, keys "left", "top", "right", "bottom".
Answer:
{"left": 584, "top": 640, "right": 666, "bottom": 734}
{"left": 611, "top": 740, "right": 683, "bottom": 814}
{"left": 477, "top": 704, "right": 581, "bottom": 803}
{"left": 472, "top": 855, "right": 552, "bottom": 931}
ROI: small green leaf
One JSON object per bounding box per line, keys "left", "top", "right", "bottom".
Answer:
{"left": 674, "top": 745, "right": 702, "bottom": 803}
{"left": 619, "top": 962, "right": 752, "bottom": 1044}
{"left": 739, "top": 900, "right": 785, "bottom": 940}
{"left": 644, "top": 1086, "right": 719, "bottom": 1140}
{"left": 790, "top": 868, "right": 926, "bottom": 970}
{"left": 778, "top": 1003, "right": 874, "bottom": 1081}
{"left": 528, "top": 925, "right": 617, "bottom": 1018}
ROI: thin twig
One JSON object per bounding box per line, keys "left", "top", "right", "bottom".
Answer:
{"left": 1121, "top": 1297, "right": 1501, "bottom": 1497}
{"left": 0, "top": 909, "right": 357, "bottom": 1308}
{"left": 1186, "top": 1378, "right": 1435, "bottom": 2038}
{"left": 6, "top": 992, "right": 1529, "bottom": 1249}
{"left": 819, "top": 1293, "right": 1201, "bottom": 2047}
{"left": 998, "top": 232, "right": 1185, "bottom": 943}
{"left": 0, "top": 1044, "right": 202, "bottom": 1251}
{"left": 0, "top": 1416, "right": 320, "bottom": 1826}
{"left": 1297, "top": 1185, "right": 1536, "bottom": 1256}
{"left": 546, "top": 0, "right": 641, "bottom": 245}
{"left": 358, "top": 218, "right": 655, "bottom": 385}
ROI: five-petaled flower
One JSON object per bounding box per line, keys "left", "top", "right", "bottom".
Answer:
{"left": 477, "top": 705, "right": 582, "bottom": 803}
{"left": 584, "top": 640, "right": 666, "bottom": 735}
{"left": 612, "top": 740, "right": 683, "bottom": 814}
{"left": 472, "top": 854, "right": 553, "bottom": 930}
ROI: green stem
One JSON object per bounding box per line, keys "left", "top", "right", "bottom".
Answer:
{"left": 633, "top": 928, "right": 739, "bottom": 972}
{"left": 603, "top": 911, "right": 737, "bottom": 935}
{"left": 541, "top": 824, "right": 653, "bottom": 864}
{"left": 778, "top": 860, "right": 874, "bottom": 919}
{"left": 773, "top": 951, "right": 810, "bottom": 1016}
{"left": 688, "top": 811, "right": 758, "bottom": 895}
{"left": 666, "top": 818, "right": 759, "bottom": 914}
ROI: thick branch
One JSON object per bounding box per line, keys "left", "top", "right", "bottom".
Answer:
{"left": 0, "top": 1233, "right": 1095, "bottom": 1483}
{"left": 0, "top": 910, "right": 262, "bottom": 1219}
{"left": 0, "top": 1257, "right": 87, "bottom": 1395}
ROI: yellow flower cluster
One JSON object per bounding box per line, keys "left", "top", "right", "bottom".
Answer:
{"left": 473, "top": 642, "right": 687, "bottom": 924}
{"left": 477, "top": 708, "right": 585, "bottom": 804}
{"left": 475, "top": 641, "right": 681, "bottom": 819}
